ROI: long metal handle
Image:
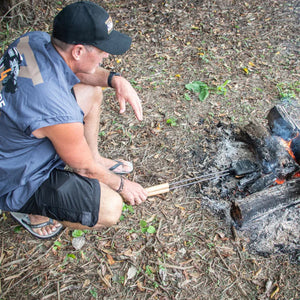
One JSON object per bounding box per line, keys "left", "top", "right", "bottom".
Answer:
{"left": 146, "top": 169, "right": 231, "bottom": 197}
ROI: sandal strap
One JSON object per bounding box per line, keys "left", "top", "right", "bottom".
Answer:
{"left": 109, "top": 160, "right": 123, "bottom": 172}
{"left": 23, "top": 217, "right": 54, "bottom": 229}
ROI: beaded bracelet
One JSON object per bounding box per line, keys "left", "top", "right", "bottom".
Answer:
{"left": 116, "top": 176, "right": 124, "bottom": 193}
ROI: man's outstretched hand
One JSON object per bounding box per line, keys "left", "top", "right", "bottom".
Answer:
{"left": 112, "top": 76, "right": 143, "bottom": 121}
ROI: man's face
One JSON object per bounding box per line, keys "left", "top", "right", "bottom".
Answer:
{"left": 77, "top": 45, "right": 109, "bottom": 73}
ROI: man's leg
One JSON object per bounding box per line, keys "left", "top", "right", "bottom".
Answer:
{"left": 73, "top": 83, "right": 132, "bottom": 172}
{"left": 24, "top": 170, "right": 123, "bottom": 233}
{"left": 61, "top": 182, "right": 123, "bottom": 230}
{"left": 26, "top": 84, "right": 124, "bottom": 236}
{"left": 65, "top": 84, "right": 124, "bottom": 228}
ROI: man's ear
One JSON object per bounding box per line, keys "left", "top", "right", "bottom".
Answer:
{"left": 72, "top": 45, "right": 85, "bottom": 61}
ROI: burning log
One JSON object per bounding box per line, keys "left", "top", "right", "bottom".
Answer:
{"left": 291, "top": 134, "right": 300, "bottom": 164}
{"left": 231, "top": 178, "right": 300, "bottom": 228}
{"left": 229, "top": 104, "right": 300, "bottom": 231}
{"left": 267, "top": 104, "right": 299, "bottom": 140}
{"left": 234, "top": 122, "right": 299, "bottom": 193}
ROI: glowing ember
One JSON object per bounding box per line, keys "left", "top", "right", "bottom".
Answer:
{"left": 275, "top": 178, "right": 285, "bottom": 184}
{"left": 281, "top": 133, "right": 299, "bottom": 162}
{"left": 293, "top": 172, "right": 300, "bottom": 178}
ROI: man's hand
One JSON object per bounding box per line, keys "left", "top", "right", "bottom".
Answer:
{"left": 120, "top": 178, "right": 147, "bottom": 206}
{"left": 33, "top": 122, "right": 148, "bottom": 204}
{"left": 76, "top": 68, "right": 143, "bottom": 121}
{"left": 112, "top": 75, "right": 143, "bottom": 121}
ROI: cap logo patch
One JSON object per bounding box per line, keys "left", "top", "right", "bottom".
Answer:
{"left": 105, "top": 17, "right": 113, "bottom": 34}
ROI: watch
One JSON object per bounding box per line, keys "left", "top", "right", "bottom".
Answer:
{"left": 107, "top": 71, "right": 121, "bottom": 88}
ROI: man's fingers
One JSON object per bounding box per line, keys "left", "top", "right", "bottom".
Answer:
{"left": 118, "top": 97, "right": 126, "bottom": 114}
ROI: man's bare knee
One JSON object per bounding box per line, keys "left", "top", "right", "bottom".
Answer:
{"left": 73, "top": 84, "right": 103, "bottom": 115}
{"left": 95, "top": 184, "right": 123, "bottom": 228}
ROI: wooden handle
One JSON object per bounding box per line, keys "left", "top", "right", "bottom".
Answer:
{"left": 145, "top": 183, "right": 170, "bottom": 196}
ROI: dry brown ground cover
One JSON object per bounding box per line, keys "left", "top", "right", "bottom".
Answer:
{"left": 0, "top": 0, "right": 299, "bottom": 299}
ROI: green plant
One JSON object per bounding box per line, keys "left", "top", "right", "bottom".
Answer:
{"left": 185, "top": 81, "right": 209, "bottom": 101}
{"left": 122, "top": 203, "right": 134, "bottom": 213}
{"left": 140, "top": 220, "right": 156, "bottom": 234}
{"left": 184, "top": 93, "right": 191, "bottom": 101}
{"left": 72, "top": 229, "right": 88, "bottom": 238}
{"left": 276, "top": 81, "right": 300, "bottom": 100}
{"left": 89, "top": 288, "right": 98, "bottom": 298}
{"left": 53, "top": 241, "right": 62, "bottom": 251}
{"left": 63, "top": 253, "right": 77, "bottom": 264}
{"left": 215, "top": 79, "right": 231, "bottom": 96}
{"left": 13, "top": 225, "right": 22, "bottom": 233}
{"left": 119, "top": 275, "right": 125, "bottom": 284}
{"left": 185, "top": 80, "right": 231, "bottom": 101}
{"left": 130, "top": 79, "right": 142, "bottom": 91}
{"left": 207, "top": 242, "right": 215, "bottom": 249}
{"left": 166, "top": 117, "right": 178, "bottom": 126}
{"left": 120, "top": 203, "right": 135, "bottom": 221}
{"left": 145, "top": 265, "right": 154, "bottom": 276}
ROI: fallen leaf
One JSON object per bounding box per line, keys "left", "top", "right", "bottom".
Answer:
{"left": 136, "top": 280, "right": 145, "bottom": 292}
{"left": 106, "top": 254, "right": 116, "bottom": 265}
{"left": 243, "top": 67, "right": 249, "bottom": 74}
{"left": 127, "top": 266, "right": 137, "bottom": 280}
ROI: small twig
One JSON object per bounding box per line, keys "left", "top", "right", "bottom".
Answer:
{"left": 19, "top": 228, "right": 67, "bottom": 272}
{"left": 41, "top": 286, "right": 75, "bottom": 300}
{"left": 150, "top": 260, "right": 194, "bottom": 270}
{"left": 57, "top": 281, "right": 61, "bottom": 300}
{"left": 0, "top": 258, "right": 26, "bottom": 269}
{"left": 215, "top": 248, "right": 248, "bottom": 297}
{"left": 215, "top": 248, "right": 235, "bottom": 277}
{"left": 155, "top": 219, "right": 163, "bottom": 243}
{"left": 0, "top": 0, "right": 28, "bottom": 23}
{"left": 0, "top": 269, "right": 34, "bottom": 298}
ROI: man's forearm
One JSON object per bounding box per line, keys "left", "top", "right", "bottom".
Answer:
{"left": 76, "top": 67, "right": 110, "bottom": 87}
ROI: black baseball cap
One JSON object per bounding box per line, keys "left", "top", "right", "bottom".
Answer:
{"left": 52, "top": 1, "right": 132, "bottom": 55}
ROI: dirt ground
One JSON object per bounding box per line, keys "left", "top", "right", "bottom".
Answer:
{"left": 0, "top": 0, "right": 299, "bottom": 299}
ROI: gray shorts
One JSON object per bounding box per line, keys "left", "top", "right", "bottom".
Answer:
{"left": 19, "top": 169, "right": 101, "bottom": 227}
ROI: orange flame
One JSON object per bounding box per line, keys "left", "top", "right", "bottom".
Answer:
{"left": 275, "top": 178, "right": 285, "bottom": 184}
{"left": 277, "top": 133, "right": 300, "bottom": 183}
{"left": 281, "top": 133, "right": 299, "bottom": 162}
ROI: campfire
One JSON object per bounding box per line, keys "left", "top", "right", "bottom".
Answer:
{"left": 230, "top": 104, "right": 300, "bottom": 228}
{"left": 185, "top": 103, "right": 300, "bottom": 258}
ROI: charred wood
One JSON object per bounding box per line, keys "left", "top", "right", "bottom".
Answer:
{"left": 267, "top": 104, "right": 299, "bottom": 140}
{"left": 231, "top": 178, "right": 300, "bottom": 228}
{"left": 291, "top": 135, "right": 300, "bottom": 164}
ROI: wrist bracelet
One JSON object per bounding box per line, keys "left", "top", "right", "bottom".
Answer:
{"left": 108, "top": 71, "right": 121, "bottom": 88}
{"left": 116, "top": 176, "right": 124, "bottom": 193}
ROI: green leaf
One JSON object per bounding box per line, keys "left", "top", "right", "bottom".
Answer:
{"left": 14, "top": 225, "right": 22, "bottom": 233}
{"left": 54, "top": 241, "right": 62, "bottom": 247}
{"left": 90, "top": 288, "right": 98, "bottom": 298}
{"left": 185, "top": 81, "right": 209, "bottom": 101}
{"left": 122, "top": 203, "right": 134, "bottom": 214}
{"left": 184, "top": 93, "right": 191, "bottom": 101}
{"left": 185, "top": 81, "right": 206, "bottom": 93}
{"left": 128, "top": 206, "right": 134, "bottom": 214}
{"left": 72, "top": 229, "right": 84, "bottom": 238}
{"left": 140, "top": 220, "right": 148, "bottom": 228}
{"left": 166, "top": 117, "right": 177, "bottom": 126}
{"left": 147, "top": 226, "right": 156, "bottom": 234}
{"left": 198, "top": 87, "right": 209, "bottom": 101}
{"left": 67, "top": 253, "right": 76, "bottom": 259}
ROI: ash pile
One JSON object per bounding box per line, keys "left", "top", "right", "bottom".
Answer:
{"left": 180, "top": 103, "right": 300, "bottom": 261}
